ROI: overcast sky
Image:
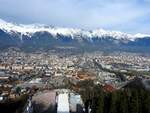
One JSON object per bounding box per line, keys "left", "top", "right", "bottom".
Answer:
{"left": 0, "top": 0, "right": 150, "bottom": 34}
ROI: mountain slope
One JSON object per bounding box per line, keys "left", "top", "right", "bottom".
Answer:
{"left": 0, "top": 19, "right": 150, "bottom": 53}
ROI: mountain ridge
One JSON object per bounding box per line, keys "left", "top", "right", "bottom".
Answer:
{"left": 0, "top": 18, "right": 150, "bottom": 41}
{"left": 0, "top": 18, "right": 150, "bottom": 53}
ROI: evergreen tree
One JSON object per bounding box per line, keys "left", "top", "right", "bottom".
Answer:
{"left": 96, "top": 92, "right": 104, "bottom": 113}
{"left": 142, "top": 91, "right": 150, "bottom": 113}
{"left": 129, "top": 90, "right": 139, "bottom": 113}
{"left": 108, "top": 92, "right": 117, "bottom": 113}
{"left": 118, "top": 91, "right": 128, "bottom": 113}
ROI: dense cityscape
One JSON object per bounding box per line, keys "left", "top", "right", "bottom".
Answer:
{"left": 0, "top": 48, "right": 150, "bottom": 113}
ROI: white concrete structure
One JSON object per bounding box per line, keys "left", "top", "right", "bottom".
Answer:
{"left": 69, "top": 93, "right": 83, "bottom": 112}
{"left": 57, "top": 93, "right": 70, "bottom": 113}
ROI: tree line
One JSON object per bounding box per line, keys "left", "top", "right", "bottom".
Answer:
{"left": 77, "top": 80, "right": 150, "bottom": 113}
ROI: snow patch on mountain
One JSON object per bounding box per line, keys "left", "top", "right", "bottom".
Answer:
{"left": 134, "top": 33, "right": 150, "bottom": 38}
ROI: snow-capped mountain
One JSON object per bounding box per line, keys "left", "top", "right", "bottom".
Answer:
{"left": 0, "top": 18, "right": 150, "bottom": 53}
{"left": 0, "top": 18, "right": 149, "bottom": 41}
